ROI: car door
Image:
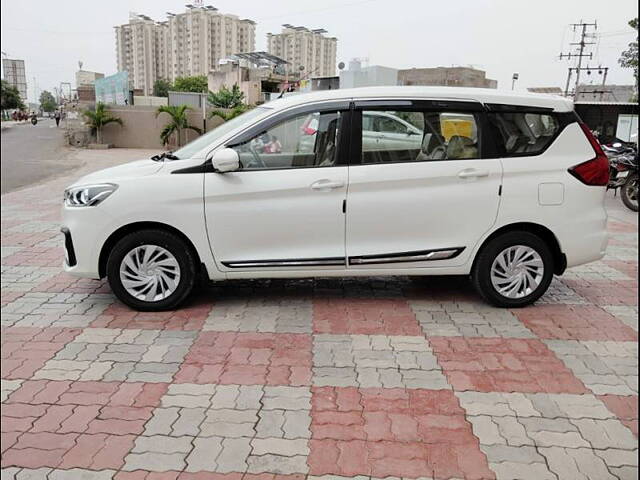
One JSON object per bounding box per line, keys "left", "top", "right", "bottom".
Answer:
{"left": 346, "top": 100, "right": 502, "bottom": 269}
{"left": 204, "top": 104, "right": 350, "bottom": 272}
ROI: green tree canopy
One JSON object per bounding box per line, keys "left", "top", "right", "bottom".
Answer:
{"left": 172, "top": 76, "right": 208, "bottom": 93}
{"left": 83, "top": 102, "right": 123, "bottom": 144}
{"left": 153, "top": 78, "right": 172, "bottom": 97}
{"left": 208, "top": 84, "right": 245, "bottom": 108}
{"left": 39, "top": 90, "right": 57, "bottom": 113}
{"left": 619, "top": 18, "right": 639, "bottom": 96}
{"left": 1, "top": 80, "right": 25, "bottom": 110}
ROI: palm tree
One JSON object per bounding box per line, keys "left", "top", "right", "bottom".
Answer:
{"left": 83, "top": 102, "right": 123, "bottom": 144}
{"left": 209, "top": 105, "right": 250, "bottom": 123}
{"left": 156, "top": 105, "right": 202, "bottom": 147}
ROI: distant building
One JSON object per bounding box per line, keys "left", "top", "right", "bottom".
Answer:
{"left": 2, "top": 58, "right": 27, "bottom": 102}
{"left": 76, "top": 70, "right": 105, "bottom": 88}
{"left": 340, "top": 59, "right": 398, "bottom": 88}
{"left": 115, "top": 6, "right": 255, "bottom": 95}
{"left": 208, "top": 52, "right": 292, "bottom": 105}
{"left": 398, "top": 66, "right": 497, "bottom": 89}
{"left": 527, "top": 87, "right": 564, "bottom": 95}
{"left": 575, "top": 84, "right": 635, "bottom": 103}
{"left": 267, "top": 25, "right": 337, "bottom": 78}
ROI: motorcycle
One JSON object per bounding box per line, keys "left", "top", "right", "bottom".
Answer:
{"left": 607, "top": 146, "right": 638, "bottom": 212}
{"left": 30, "top": 114, "right": 38, "bottom": 126}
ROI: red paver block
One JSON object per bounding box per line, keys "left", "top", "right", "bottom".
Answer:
{"left": 604, "top": 260, "right": 639, "bottom": 280}
{"left": 564, "top": 278, "right": 639, "bottom": 307}
{"left": 313, "top": 298, "right": 422, "bottom": 335}
{"left": 608, "top": 221, "right": 637, "bottom": 233}
{"left": 175, "top": 331, "right": 312, "bottom": 385}
{"left": 430, "top": 337, "right": 588, "bottom": 394}
{"left": 1, "top": 327, "right": 81, "bottom": 380}
{"left": 515, "top": 305, "right": 638, "bottom": 341}
{"left": 598, "top": 394, "right": 638, "bottom": 437}
{"left": 309, "top": 387, "right": 494, "bottom": 479}
{"left": 91, "top": 300, "right": 212, "bottom": 330}
{"left": 1, "top": 291, "right": 25, "bottom": 306}
{"left": 1, "top": 380, "right": 165, "bottom": 470}
{"left": 2, "top": 246, "right": 64, "bottom": 267}
{"left": 0, "top": 231, "right": 58, "bottom": 248}
{"left": 33, "top": 272, "right": 110, "bottom": 294}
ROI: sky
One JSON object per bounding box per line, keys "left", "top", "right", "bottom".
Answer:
{"left": 1, "top": 0, "right": 637, "bottom": 103}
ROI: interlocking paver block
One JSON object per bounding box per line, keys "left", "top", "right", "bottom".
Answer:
{"left": 546, "top": 339, "right": 638, "bottom": 395}
{"left": 175, "top": 331, "right": 312, "bottom": 386}
{"left": 312, "top": 334, "right": 449, "bottom": 389}
{"left": 431, "top": 337, "right": 588, "bottom": 393}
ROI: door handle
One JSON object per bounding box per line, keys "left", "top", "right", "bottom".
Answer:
{"left": 458, "top": 168, "right": 490, "bottom": 179}
{"left": 311, "top": 179, "right": 344, "bottom": 190}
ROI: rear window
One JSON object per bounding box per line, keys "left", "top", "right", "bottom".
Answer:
{"left": 489, "top": 112, "right": 560, "bottom": 156}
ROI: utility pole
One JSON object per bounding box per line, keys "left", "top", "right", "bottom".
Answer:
{"left": 559, "top": 20, "right": 597, "bottom": 97}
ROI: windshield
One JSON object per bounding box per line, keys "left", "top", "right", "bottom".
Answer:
{"left": 171, "top": 107, "right": 271, "bottom": 159}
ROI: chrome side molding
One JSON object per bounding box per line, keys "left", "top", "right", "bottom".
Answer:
{"left": 348, "top": 247, "right": 464, "bottom": 265}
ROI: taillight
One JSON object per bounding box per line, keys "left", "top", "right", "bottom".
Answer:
{"left": 568, "top": 123, "right": 610, "bottom": 186}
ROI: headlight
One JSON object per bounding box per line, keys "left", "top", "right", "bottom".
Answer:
{"left": 64, "top": 183, "right": 118, "bottom": 207}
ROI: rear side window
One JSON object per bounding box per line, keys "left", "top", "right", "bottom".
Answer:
{"left": 488, "top": 112, "right": 560, "bottom": 156}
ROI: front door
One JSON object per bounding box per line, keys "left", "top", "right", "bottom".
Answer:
{"left": 346, "top": 102, "right": 502, "bottom": 268}
{"left": 204, "top": 108, "right": 348, "bottom": 271}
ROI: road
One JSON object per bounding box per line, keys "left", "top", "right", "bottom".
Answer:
{"left": 0, "top": 118, "right": 81, "bottom": 194}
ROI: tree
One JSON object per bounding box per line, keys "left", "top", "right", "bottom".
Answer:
{"left": 39, "top": 90, "right": 57, "bottom": 113}
{"left": 209, "top": 105, "right": 250, "bottom": 123}
{"left": 172, "top": 76, "right": 208, "bottom": 93}
{"left": 208, "top": 84, "right": 244, "bottom": 108}
{"left": 153, "top": 79, "right": 172, "bottom": 97}
{"left": 1, "top": 79, "right": 25, "bottom": 111}
{"left": 156, "top": 105, "right": 202, "bottom": 147}
{"left": 83, "top": 102, "right": 123, "bottom": 144}
{"left": 619, "top": 18, "right": 639, "bottom": 99}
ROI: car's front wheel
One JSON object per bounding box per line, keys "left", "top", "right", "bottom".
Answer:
{"left": 472, "top": 231, "right": 554, "bottom": 308}
{"left": 106, "top": 229, "right": 197, "bottom": 311}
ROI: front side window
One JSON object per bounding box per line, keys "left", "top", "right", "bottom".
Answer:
{"left": 361, "top": 109, "right": 480, "bottom": 164}
{"left": 489, "top": 112, "right": 559, "bottom": 156}
{"left": 231, "top": 111, "right": 342, "bottom": 170}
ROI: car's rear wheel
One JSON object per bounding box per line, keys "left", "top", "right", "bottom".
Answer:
{"left": 106, "top": 229, "right": 197, "bottom": 311}
{"left": 472, "top": 231, "right": 554, "bottom": 308}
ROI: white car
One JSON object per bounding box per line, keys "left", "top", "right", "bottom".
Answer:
{"left": 62, "top": 86, "right": 609, "bottom": 311}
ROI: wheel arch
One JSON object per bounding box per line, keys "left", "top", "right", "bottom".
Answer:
{"left": 472, "top": 222, "right": 567, "bottom": 276}
{"left": 98, "top": 221, "right": 206, "bottom": 279}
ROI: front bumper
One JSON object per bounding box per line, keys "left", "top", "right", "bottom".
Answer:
{"left": 60, "top": 227, "right": 77, "bottom": 267}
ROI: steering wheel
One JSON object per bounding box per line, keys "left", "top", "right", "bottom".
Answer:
{"left": 244, "top": 143, "right": 267, "bottom": 169}
{"left": 429, "top": 145, "right": 447, "bottom": 160}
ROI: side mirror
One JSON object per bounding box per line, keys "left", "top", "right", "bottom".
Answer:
{"left": 211, "top": 148, "right": 240, "bottom": 173}
{"left": 407, "top": 128, "right": 418, "bottom": 136}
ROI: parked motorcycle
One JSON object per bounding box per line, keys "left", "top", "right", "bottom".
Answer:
{"left": 607, "top": 144, "right": 638, "bottom": 212}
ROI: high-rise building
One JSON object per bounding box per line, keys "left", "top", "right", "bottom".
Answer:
{"left": 267, "top": 25, "right": 337, "bottom": 78}
{"left": 114, "top": 6, "right": 255, "bottom": 95}
{"left": 2, "top": 58, "right": 27, "bottom": 102}
{"left": 168, "top": 6, "right": 255, "bottom": 81}
{"left": 115, "top": 13, "right": 169, "bottom": 96}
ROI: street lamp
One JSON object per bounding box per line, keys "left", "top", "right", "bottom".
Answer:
{"left": 511, "top": 73, "right": 519, "bottom": 90}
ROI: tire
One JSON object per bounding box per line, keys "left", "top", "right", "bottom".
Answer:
{"left": 106, "top": 229, "right": 197, "bottom": 311}
{"left": 621, "top": 173, "right": 638, "bottom": 212}
{"left": 472, "top": 231, "right": 554, "bottom": 308}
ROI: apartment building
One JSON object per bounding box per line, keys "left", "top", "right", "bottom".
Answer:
{"left": 267, "top": 25, "right": 337, "bottom": 78}
{"left": 115, "top": 14, "right": 168, "bottom": 95}
{"left": 167, "top": 6, "right": 255, "bottom": 81}
{"left": 115, "top": 6, "right": 255, "bottom": 95}
{"left": 2, "top": 58, "right": 27, "bottom": 101}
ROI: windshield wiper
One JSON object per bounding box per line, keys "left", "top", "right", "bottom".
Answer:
{"left": 151, "top": 152, "right": 179, "bottom": 161}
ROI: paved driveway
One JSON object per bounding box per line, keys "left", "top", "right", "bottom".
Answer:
{"left": 1, "top": 151, "right": 637, "bottom": 480}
